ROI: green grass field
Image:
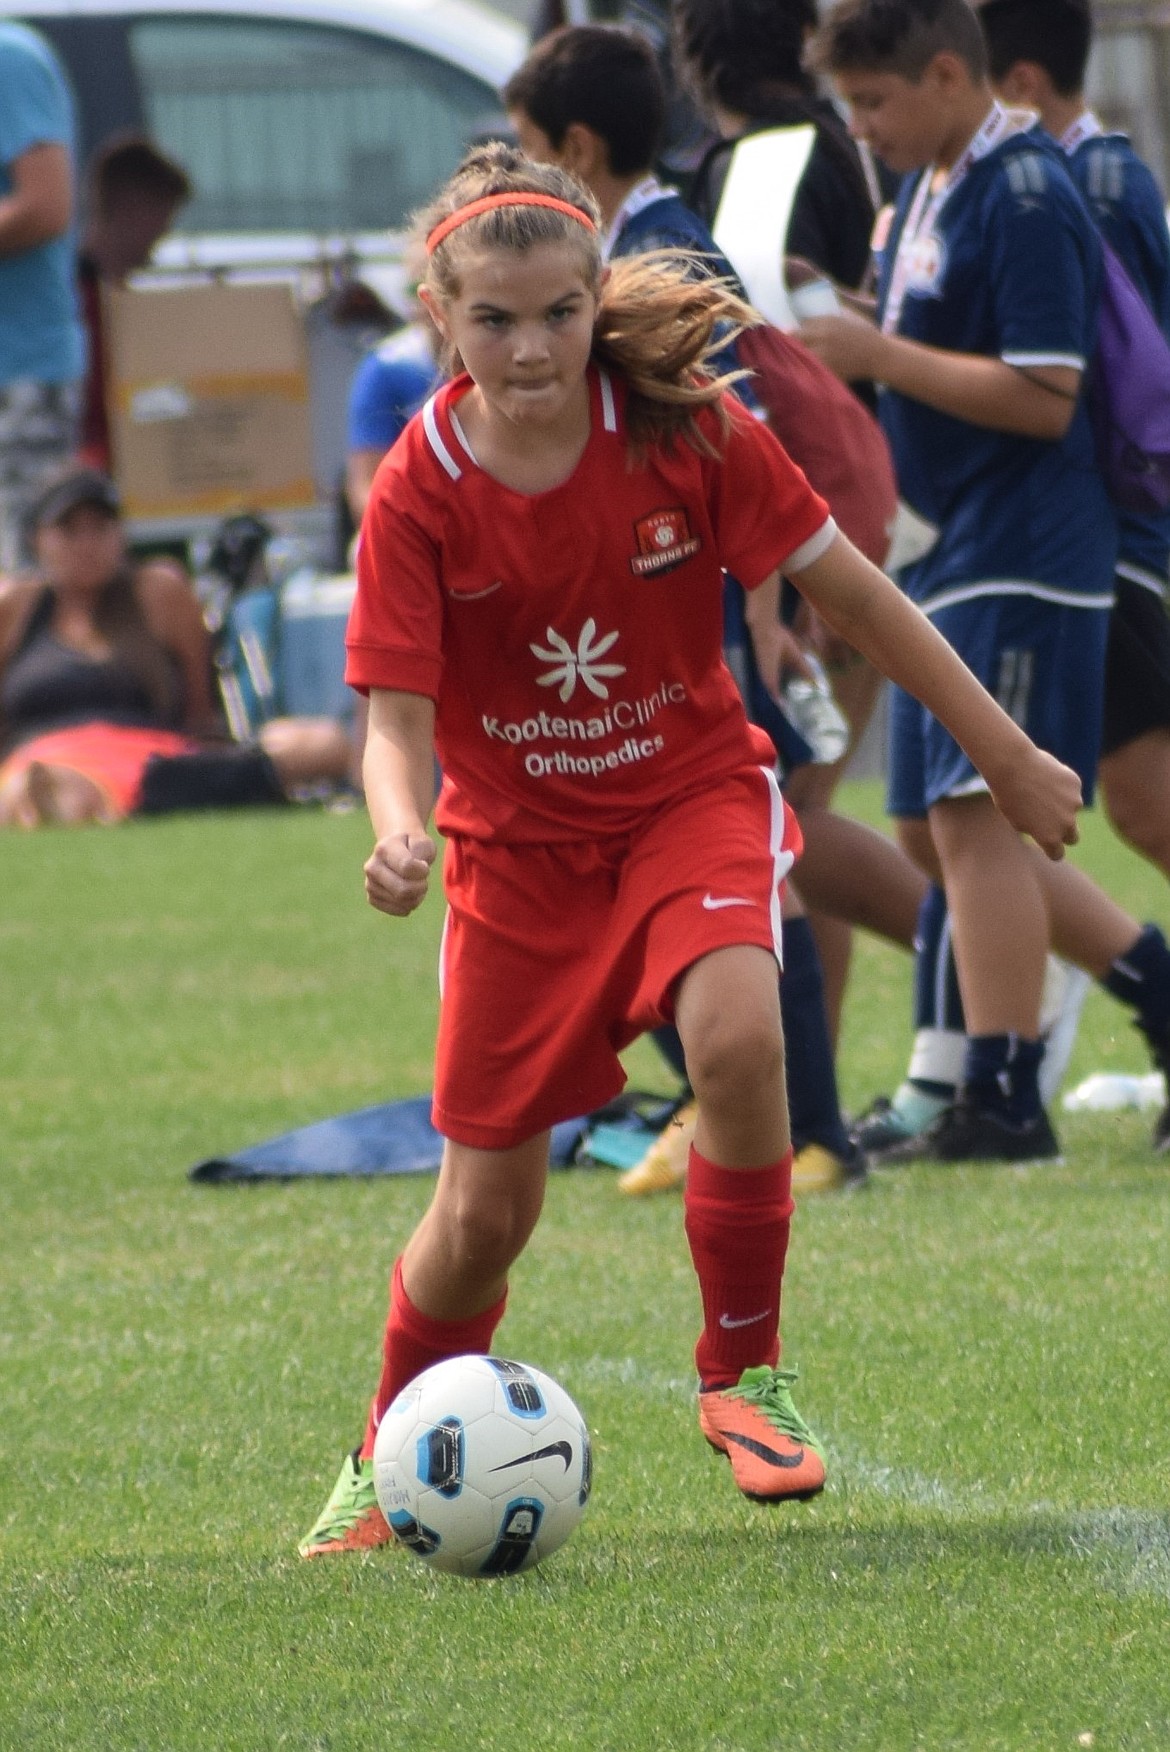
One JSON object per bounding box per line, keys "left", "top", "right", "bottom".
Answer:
{"left": 3, "top": 785, "right": 1168, "bottom": 1752}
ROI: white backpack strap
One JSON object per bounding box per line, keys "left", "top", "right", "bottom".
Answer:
{"left": 712, "top": 126, "right": 817, "bottom": 331}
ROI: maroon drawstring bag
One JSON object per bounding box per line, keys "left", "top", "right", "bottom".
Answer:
{"left": 735, "top": 322, "right": 899, "bottom": 567}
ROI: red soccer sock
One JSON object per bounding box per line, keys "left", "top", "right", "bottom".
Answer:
{"left": 684, "top": 1145, "right": 793, "bottom": 1389}
{"left": 359, "top": 1257, "right": 508, "bottom": 1459}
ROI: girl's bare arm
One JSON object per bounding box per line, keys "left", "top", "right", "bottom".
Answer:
{"left": 362, "top": 688, "right": 438, "bottom": 915}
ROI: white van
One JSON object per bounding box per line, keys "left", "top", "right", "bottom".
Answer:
{"left": 18, "top": 0, "right": 526, "bottom": 559}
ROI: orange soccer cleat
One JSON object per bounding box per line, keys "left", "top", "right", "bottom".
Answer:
{"left": 698, "top": 1365, "right": 826, "bottom": 1503}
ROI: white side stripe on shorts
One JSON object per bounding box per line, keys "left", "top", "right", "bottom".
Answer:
{"left": 438, "top": 907, "right": 451, "bottom": 999}
{"left": 762, "top": 765, "right": 793, "bottom": 969}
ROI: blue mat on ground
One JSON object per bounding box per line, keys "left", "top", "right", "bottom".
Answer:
{"left": 188, "top": 1090, "right": 684, "bottom": 1184}
{"left": 189, "top": 1097, "right": 591, "bottom": 1183}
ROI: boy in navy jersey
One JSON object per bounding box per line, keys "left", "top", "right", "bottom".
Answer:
{"left": 852, "top": 0, "right": 1170, "bottom": 1159}
{"left": 804, "top": 0, "right": 1170, "bottom": 1161}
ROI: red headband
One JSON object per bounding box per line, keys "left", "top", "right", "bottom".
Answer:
{"left": 425, "top": 192, "right": 597, "bottom": 256}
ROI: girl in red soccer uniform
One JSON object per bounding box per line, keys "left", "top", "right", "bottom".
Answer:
{"left": 299, "top": 146, "right": 1081, "bottom": 1555}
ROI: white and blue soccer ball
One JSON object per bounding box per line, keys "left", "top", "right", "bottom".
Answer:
{"left": 372, "top": 1354, "right": 591, "bottom": 1577}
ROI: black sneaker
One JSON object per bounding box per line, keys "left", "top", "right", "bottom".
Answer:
{"left": 1135, "top": 1018, "right": 1170, "bottom": 1152}
{"left": 916, "top": 1098, "right": 1061, "bottom": 1164}
{"left": 848, "top": 1087, "right": 951, "bottom": 1164}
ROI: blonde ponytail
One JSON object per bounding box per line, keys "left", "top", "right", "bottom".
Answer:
{"left": 593, "top": 251, "right": 755, "bottom": 455}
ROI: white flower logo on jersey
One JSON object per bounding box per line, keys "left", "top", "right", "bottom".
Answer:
{"left": 530, "top": 619, "right": 625, "bottom": 703}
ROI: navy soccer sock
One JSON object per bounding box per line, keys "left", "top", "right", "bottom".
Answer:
{"left": 651, "top": 1022, "right": 690, "bottom": 1085}
{"left": 962, "top": 1033, "right": 1045, "bottom": 1125}
{"left": 779, "top": 914, "right": 852, "bottom": 1157}
{"left": 1101, "top": 923, "right": 1170, "bottom": 1040}
{"left": 908, "top": 882, "right": 967, "bottom": 1099}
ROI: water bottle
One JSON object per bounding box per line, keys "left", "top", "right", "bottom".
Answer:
{"left": 789, "top": 278, "right": 843, "bottom": 322}
{"left": 1061, "top": 1071, "right": 1165, "bottom": 1112}
{"left": 782, "top": 655, "right": 850, "bottom": 764}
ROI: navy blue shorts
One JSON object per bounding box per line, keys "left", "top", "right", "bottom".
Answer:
{"left": 887, "top": 589, "right": 1110, "bottom": 819}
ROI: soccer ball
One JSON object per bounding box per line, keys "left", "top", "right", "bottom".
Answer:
{"left": 372, "top": 1354, "right": 592, "bottom": 1577}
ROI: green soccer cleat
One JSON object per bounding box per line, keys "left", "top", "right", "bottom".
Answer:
{"left": 297, "top": 1448, "right": 393, "bottom": 1558}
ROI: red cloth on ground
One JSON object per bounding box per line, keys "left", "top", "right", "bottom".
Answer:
{"left": 0, "top": 722, "right": 197, "bottom": 817}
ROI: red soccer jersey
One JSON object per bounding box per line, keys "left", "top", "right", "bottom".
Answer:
{"left": 345, "top": 366, "right": 834, "bottom": 842}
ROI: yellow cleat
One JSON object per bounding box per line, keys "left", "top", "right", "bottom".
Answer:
{"left": 616, "top": 1100, "right": 697, "bottom": 1195}
{"left": 791, "top": 1142, "right": 869, "bottom": 1194}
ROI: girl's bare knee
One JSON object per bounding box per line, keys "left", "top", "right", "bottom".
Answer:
{"left": 687, "top": 1018, "right": 784, "bottom": 1112}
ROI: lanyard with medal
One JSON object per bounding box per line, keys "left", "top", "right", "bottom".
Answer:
{"left": 881, "top": 102, "right": 1024, "bottom": 335}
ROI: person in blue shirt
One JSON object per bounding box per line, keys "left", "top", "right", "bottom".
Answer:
{"left": 345, "top": 315, "right": 440, "bottom": 527}
{"left": 805, "top": 0, "right": 1170, "bottom": 1161}
{"left": 0, "top": 22, "right": 85, "bottom": 573}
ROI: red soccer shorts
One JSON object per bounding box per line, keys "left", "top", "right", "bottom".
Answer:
{"left": 432, "top": 764, "right": 802, "bottom": 1149}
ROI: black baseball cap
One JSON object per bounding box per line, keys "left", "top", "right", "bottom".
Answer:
{"left": 30, "top": 467, "right": 121, "bottom": 530}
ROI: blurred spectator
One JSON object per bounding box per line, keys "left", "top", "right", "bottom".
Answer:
{"left": 0, "top": 21, "right": 85, "bottom": 572}
{"left": 0, "top": 467, "right": 355, "bottom": 826}
{"left": 529, "top": 1, "right": 716, "bottom": 183}
{"left": 345, "top": 320, "right": 439, "bottom": 527}
{"left": 672, "top": 0, "right": 910, "bottom": 1046}
{"left": 344, "top": 250, "right": 440, "bottom": 526}
{"left": 77, "top": 134, "right": 191, "bottom": 472}
{"left": 674, "top": 0, "right": 883, "bottom": 293}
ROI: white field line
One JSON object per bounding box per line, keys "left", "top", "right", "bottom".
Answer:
{"left": 572, "top": 1362, "right": 1170, "bottom": 1602}
{"left": 828, "top": 1433, "right": 1170, "bottom": 1603}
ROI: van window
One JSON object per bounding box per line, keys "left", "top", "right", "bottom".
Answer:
{"left": 127, "top": 16, "right": 499, "bottom": 234}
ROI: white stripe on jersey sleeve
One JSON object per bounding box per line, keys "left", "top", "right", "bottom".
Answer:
{"left": 1116, "top": 560, "right": 1169, "bottom": 599}
{"left": 782, "top": 516, "right": 838, "bottom": 573}
{"left": 423, "top": 395, "right": 462, "bottom": 481}
{"left": 1001, "top": 350, "right": 1086, "bottom": 370}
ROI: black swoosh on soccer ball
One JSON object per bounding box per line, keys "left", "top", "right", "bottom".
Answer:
{"left": 488, "top": 1440, "right": 573, "bottom": 1474}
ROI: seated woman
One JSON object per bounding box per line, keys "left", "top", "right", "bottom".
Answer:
{"left": 0, "top": 468, "right": 357, "bottom": 827}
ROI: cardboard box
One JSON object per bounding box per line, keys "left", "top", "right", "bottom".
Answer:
{"left": 105, "top": 282, "right": 315, "bottom": 521}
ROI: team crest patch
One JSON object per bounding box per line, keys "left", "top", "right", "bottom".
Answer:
{"left": 630, "top": 508, "right": 701, "bottom": 576}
